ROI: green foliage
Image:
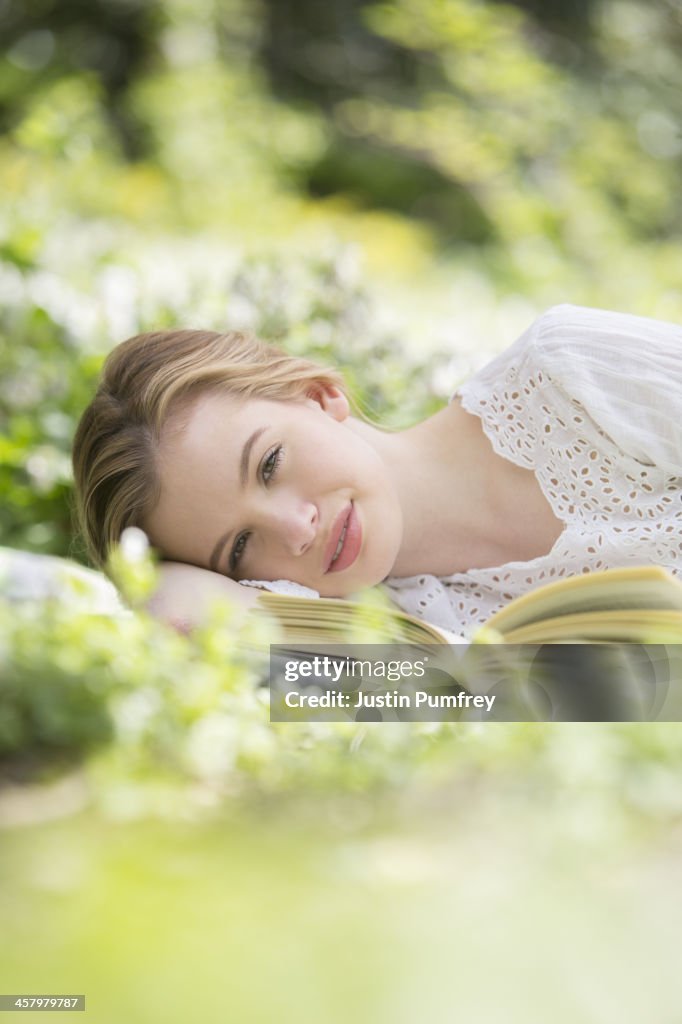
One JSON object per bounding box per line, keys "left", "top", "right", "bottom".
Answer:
{"left": 0, "top": 549, "right": 444, "bottom": 797}
{"left": 356, "top": 0, "right": 682, "bottom": 291}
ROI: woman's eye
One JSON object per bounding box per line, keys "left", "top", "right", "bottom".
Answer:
{"left": 229, "top": 532, "right": 250, "bottom": 572}
{"left": 228, "top": 447, "right": 282, "bottom": 574}
{"left": 262, "top": 445, "right": 283, "bottom": 483}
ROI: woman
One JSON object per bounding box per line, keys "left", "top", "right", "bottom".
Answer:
{"left": 72, "top": 304, "right": 682, "bottom": 639}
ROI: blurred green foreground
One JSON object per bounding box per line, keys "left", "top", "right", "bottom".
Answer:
{"left": 3, "top": 751, "right": 682, "bottom": 1024}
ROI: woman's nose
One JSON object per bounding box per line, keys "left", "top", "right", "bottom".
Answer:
{"left": 275, "top": 500, "right": 319, "bottom": 557}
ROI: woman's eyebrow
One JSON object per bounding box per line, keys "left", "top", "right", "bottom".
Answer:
{"left": 208, "top": 425, "right": 269, "bottom": 573}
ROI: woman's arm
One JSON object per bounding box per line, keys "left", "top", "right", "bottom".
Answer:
{"left": 146, "top": 561, "right": 260, "bottom": 633}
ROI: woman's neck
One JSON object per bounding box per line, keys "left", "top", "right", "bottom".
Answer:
{"left": 347, "top": 403, "right": 500, "bottom": 577}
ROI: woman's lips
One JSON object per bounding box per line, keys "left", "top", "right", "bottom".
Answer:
{"left": 325, "top": 502, "right": 362, "bottom": 574}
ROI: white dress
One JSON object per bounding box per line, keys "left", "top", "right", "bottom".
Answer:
{"left": 384, "top": 304, "right": 682, "bottom": 638}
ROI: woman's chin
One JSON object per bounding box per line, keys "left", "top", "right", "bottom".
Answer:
{"left": 316, "top": 578, "right": 358, "bottom": 599}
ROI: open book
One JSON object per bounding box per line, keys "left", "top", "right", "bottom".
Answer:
{"left": 255, "top": 565, "right": 682, "bottom": 646}
{"left": 255, "top": 589, "right": 452, "bottom": 648}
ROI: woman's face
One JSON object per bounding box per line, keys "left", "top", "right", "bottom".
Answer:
{"left": 145, "top": 386, "right": 404, "bottom": 597}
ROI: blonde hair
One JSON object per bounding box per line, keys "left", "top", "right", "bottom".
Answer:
{"left": 72, "top": 329, "right": 346, "bottom": 569}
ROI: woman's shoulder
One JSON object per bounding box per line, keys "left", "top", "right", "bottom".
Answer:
{"left": 530, "top": 302, "right": 681, "bottom": 386}
{"left": 456, "top": 303, "right": 682, "bottom": 474}
{"left": 528, "top": 304, "right": 682, "bottom": 474}
{"left": 530, "top": 303, "right": 682, "bottom": 363}
{"left": 456, "top": 301, "right": 682, "bottom": 400}
{"left": 496, "top": 303, "right": 682, "bottom": 401}
{"left": 459, "top": 304, "right": 682, "bottom": 395}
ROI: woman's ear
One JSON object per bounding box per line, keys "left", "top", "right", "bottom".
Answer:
{"left": 306, "top": 383, "right": 350, "bottom": 422}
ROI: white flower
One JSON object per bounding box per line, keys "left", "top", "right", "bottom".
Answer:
{"left": 119, "top": 527, "right": 150, "bottom": 563}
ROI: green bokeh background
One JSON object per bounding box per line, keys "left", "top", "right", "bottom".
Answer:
{"left": 2, "top": 1, "right": 682, "bottom": 1019}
